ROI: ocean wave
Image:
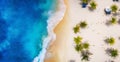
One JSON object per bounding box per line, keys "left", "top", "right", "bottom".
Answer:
{"left": 33, "top": 0, "right": 66, "bottom": 62}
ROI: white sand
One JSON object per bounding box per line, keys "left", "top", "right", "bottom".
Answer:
{"left": 66, "top": 0, "right": 120, "bottom": 62}
{"left": 45, "top": 0, "right": 120, "bottom": 62}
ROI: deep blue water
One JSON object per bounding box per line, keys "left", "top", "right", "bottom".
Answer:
{"left": 0, "top": 0, "right": 56, "bottom": 62}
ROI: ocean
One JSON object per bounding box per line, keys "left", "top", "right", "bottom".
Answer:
{"left": 0, "top": 0, "right": 57, "bottom": 62}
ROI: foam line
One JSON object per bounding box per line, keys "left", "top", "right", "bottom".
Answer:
{"left": 33, "top": 0, "right": 66, "bottom": 62}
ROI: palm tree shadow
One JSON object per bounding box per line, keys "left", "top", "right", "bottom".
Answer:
{"left": 69, "top": 60, "right": 75, "bottom": 62}
{"left": 104, "top": 39, "right": 108, "bottom": 44}
{"left": 119, "top": 36, "right": 120, "bottom": 40}
{"left": 105, "top": 60, "right": 114, "bottom": 62}
{"left": 105, "top": 48, "right": 112, "bottom": 56}
{"left": 88, "top": 6, "right": 94, "bottom": 11}
{"left": 79, "top": 0, "right": 82, "bottom": 5}
{"left": 118, "top": 19, "right": 120, "bottom": 24}
{"left": 105, "top": 21, "right": 111, "bottom": 26}
{"left": 112, "top": 12, "right": 120, "bottom": 16}
{"left": 81, "top": 50, "right": 92, "bottom": 61}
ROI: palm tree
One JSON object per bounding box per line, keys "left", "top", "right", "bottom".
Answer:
{"left": 110, "top": 17, "right": 117, "bottom": 24}
{"left": 75, "top": 44, "right": 83, "bottom": 52}
{"left": 106, "top": 48, "right": 119, "bottom": 58}
{"left": 111, "top": 4, "right": 118, "bottom": 13}
{"left": 73, "top": 25, "right": 80, "bottom": 33}
{"left": 110, "top": 49, "right": 119, "bottom": 58}
{"left": 74, "top": 36, "right": 82, "bottom": 45}
{"left": 90, "top": 1, "right": 97, "bottom": 10}
{"left": 83, "top": 42, "right": 90, "bottom": 49}
{"left": 80, "top": 21, "right": 87, "bottom": 28}
{"left": 82, "top": 0, "right": 88, "bottom": 4}
{"left": 81, "top": 50, "right": 92, "bottom": 61}
{"left": 105, "top": 37, "right": 115, "bottom": 45}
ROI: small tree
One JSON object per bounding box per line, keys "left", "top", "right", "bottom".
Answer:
{"left": 83, "top": 42, "right": 90, "bottom": 49}
{"left": 74, "top": 36, "right": 82, "bottom": 45}
{"left": 111, "top": 4, "right": 118, "bottom": 13}
{"left": 106, "top": 48, "right": 119, "bottom": 58}
{"left": 106, "top": 37, "right": 115, "bottom": 45}
{"left": 80, "top": 21, "right": 87, "bottom": 28}
{"left": 82, "top": 0, "right": 88, "bottom": 4}
{"left": 73, "top": 25, "right": 80, "bottom": 33}
{"left": 110, "top": 49, "right": 118, "bottom": 58}
{"left": 75, "top": 44, "right": 83, "bottom": 52}
{"left": 90, "top": 1, "right": 97, "bottom": 10}
{"left": 110, "top": 17, "right": 117, "bottom": 24}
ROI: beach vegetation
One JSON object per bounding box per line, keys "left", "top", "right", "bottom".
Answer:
{"left": 73, "top": 25, "right": 80, "bottom": 33}
{"left": 110, "top": 17, "right": 117, "bottom": 24}
{"left": 75, "top": 44, "right": 83, "bottom": 52}
{"left": 80, "top": 21, "right": 87, "bottom": 28}
{"left": 90, "top": 1, "right": 97, "bottom": 10}
{"left": 106, "top": 48, "right": 119, "bottom": 58}
{"left": 106, "top": 37, "right": 115, "bottom": 45}
{"left": 74, "top": 36, "right": 82, "bottom": 45}
{"left": 82, "top": 0, "right": 88, "bottom": 4}
{"left": 83, "top": 42, "right": 89, "bottom": 49}
{"left": 111, "top": 4, "right": 118, "bottom": 13}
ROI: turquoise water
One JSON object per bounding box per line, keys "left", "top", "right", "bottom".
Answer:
{"left": 0, "top": 0, "right": 56, "bottom": 62}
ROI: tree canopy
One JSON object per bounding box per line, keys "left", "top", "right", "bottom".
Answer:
{"left": 90, "top": 1, "right": 97, "bottom": 10}
{"left": 111, "top": 4, "right": 118, "bottom": 13}
{"left": 73, "top": 25, "right": 80, "bottom": 33}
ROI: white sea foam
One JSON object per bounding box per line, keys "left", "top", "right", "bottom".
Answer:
{"left": 33, "top": 0, "right": 66, "bottom": 62}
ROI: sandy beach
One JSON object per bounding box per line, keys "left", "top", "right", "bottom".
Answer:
{"left": 44, "top": 0, "right": 120, "bottom": 62}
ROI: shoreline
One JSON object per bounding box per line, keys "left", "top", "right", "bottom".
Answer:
{"left": 33, "top": 0, "right": 66, "bottom": 62}
{"left": 44, "top": 0, "right": 69, "bottom": 62}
